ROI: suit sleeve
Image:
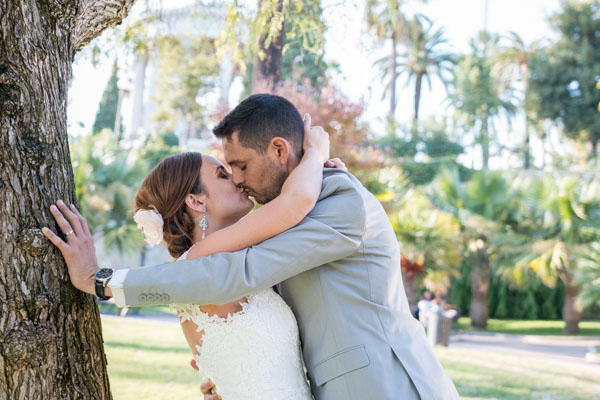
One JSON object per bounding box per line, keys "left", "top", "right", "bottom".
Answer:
{"left": 122, "top": 173, "right": 367, "bottom": 306}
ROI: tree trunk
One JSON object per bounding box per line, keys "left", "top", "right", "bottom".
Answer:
{"left": 130, "top": 47, "right": 149, "bottom": 141}
{"left": 403, "top": 273, "right": 417, "bottom": 311}
{"left": 541, "top": 130, "right": 547, "bottom": 169}
{"left": 591, "top": 138, "right": 598, "bottom": 161}
{"left": 390, "top": 32, "right": 398, "bottom": 117}
{"left": 411, "top": 72, "right": 423, "bottom": 141}
{"left": 252, "top": 0, "right": 284, "bottom": 92}
{"left": 469, "top": 248, "right": 490, "bottom": 328}
{"left": 560, "top": 272, "right": 582, "bottom": 335}
{"left": 480, "top": 111, "right": 490, "bottom": 170}
{"left": 0, "top": 1, "right": 134, "bottom": 398}
{"left": 521, "top": 65, "right": 530, "bottom": 169}
{"left": 388, "top": 31, "right": 398, "bottom": 135}
{"left": 523, "top": 127, "right": 531, "bottom": 169}
{"left": 114, "top": 89, "right": 125, "bottom": 141}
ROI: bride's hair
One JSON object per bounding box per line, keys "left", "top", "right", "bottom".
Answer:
{"left": 134, "top": 152, "right": 205, "bottom": 258}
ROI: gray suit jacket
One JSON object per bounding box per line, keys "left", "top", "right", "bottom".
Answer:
{"left": 122, "top": 169, "right": 460, "bottom": 400}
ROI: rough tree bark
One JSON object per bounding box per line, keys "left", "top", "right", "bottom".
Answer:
{"left": 480, "top": 110, "right": 490, "bottom": 170}
{"left": 560, "top": 272, "right": 582, "bottom": 335}
{"left": 402, "top": 274, "right": 417, "bottom": 311}
{"left": 411, "top": 71, "right": 423, "bottom": 141}
{"left": 0, "top": 1, "right": 134, "bottom": 398}
{"left": 469, "top": 248, "right": 490, "bottom": 328}
{"left": 251, "top": 0, "right": 284, "bottom": 92}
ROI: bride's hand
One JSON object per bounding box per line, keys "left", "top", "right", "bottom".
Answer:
{"left": 200, "top": 378, "right": 220, "bottom": 400}
{"left": 324, "top": 157, "right": 347, "bottom": 171}
{"left": 302, "top": 113, "right": 330, "bottom": 164}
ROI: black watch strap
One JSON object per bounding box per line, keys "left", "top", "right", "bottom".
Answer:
{"left": 95, "top": 268, "right": 113, "bottom": 300}
{"left": 95, "top": 279, "right": 110, "bottom": 300}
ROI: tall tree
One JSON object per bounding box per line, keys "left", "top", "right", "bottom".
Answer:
{"left": 390, "top": 190, "right": 461, "bottom": 308}
{"left": 597, "top": 79, "right": 600, "bottom": 112}
{"left": 365, "top": 0, "right": 407, "bottom": 135}
{"left": 153, "top": 35, "right": 220, "bottom": 139}
{"left": 0, "top": 1, "right": 134, "bottom": 398}
{"left": 433, "top": 168, "right": 517, "bottom": 328}
{"left": 376, "top": 14, "right": 454, "bottom": 138}
{"left": 92, "top": 61, "right": 122, "bottom": 136}
{"left": 505, "top": 176, "right": 600, "bottom": 334}
{"left": 528, "top": 1, "right": 600, "bottom": 160}
{"left": 71, "top": 132, "right": 148, "bottom": 257}
{"left": 449, "top": 32, "right": 516, "bottom": 169}
{"left": 251, "top": 0, "right": 285, "bottom": 91}
{"left": 575, "top": 243, "right": 600, "bottom": 311}
{"left": 222, "top": 0, "right": 326, "bottom": 94}
{"left": 279, "top": 0, "right": 329, "bottom": 89}
{"left": 495, "top": 32, "right": 541, "bottom": 169}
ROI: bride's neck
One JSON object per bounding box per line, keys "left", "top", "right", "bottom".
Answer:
{"left": 191, "top": 215, "right": 235, "bottom": 244}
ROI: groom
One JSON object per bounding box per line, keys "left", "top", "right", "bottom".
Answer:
{"left": 46, "top": 94, "right": 459, "bottom": 399}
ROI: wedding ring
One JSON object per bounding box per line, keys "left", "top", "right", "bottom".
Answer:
{"left": 65, "top": 229, "right": 74, "bottom": 237}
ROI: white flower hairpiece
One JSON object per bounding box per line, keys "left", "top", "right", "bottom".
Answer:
{"left": 134, "top": 206, "right": 164, "bottom": 246}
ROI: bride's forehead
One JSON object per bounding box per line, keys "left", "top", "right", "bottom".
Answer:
{"left": 202, "top": 155, "right": 224, "bottom": 169}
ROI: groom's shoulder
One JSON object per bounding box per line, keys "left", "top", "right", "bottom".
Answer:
{"left": 320, "top": 169, "right": 362, "bottom": 199}
{"left": 313, "top": 169, "right": 366, "bottom": 233}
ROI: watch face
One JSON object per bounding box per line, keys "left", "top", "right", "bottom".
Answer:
{"left": 96, "top": 268, "right": 113, "bottom": 280}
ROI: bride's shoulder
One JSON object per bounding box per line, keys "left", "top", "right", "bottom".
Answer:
{"left": 177, "top": 245, "right": 197, "bottom": 261}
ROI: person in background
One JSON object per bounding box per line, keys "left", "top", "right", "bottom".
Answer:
{"left": 417, "top": 291, "right": 433, "bottom": 327}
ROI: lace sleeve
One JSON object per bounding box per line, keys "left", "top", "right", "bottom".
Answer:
{"left": 171, "top": 303, "right": 198, "bottom": 323}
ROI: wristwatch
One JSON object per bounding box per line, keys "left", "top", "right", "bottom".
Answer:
{"left": 94, "top": 267, "right": 114, "bottom": 300}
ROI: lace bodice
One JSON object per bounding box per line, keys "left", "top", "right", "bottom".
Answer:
{"left": 172, "top": 252, "right": 312, "bottom": 399}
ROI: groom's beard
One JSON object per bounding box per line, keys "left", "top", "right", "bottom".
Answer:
{"left": 249, "top": 168, "right": 288, "bottom": 205}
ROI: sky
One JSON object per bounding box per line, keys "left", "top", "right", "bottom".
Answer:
{"left": 323, "top": 0, "right": 560, "bottom": 123}
{"left": 68, "top": 0, "right": 562, "bottom": 169}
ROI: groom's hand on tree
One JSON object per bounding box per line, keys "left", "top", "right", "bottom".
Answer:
{"left": 200, "top": 378, "right": 221, "bottom": 400}
{"left": 42, "top": 200, "right": 103, "bottom": 296}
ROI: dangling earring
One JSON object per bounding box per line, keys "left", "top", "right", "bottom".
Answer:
{"left": 199, "top": 212, "right": 208, "bottom": 239}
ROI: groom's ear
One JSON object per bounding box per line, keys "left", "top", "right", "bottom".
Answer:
{"left": 269, "top": 137, "right": 291, "bottom": 165}
{"left": 185, "top": 193, "right": 206, "bottom": 213}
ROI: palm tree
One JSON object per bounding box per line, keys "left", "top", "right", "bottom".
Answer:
{"left": 71, "top": 131, "right": 148, "bottom": 257}
{"left": 494, "top": 32, "right": 543, "bottom": 169}
{"left": 597, "top": 80, "right": 600, "bottom": 112}
{"left": 505, "top": 176, "right": 600, "bottom": 334}
{"left": 575, "top": 243, "right": 600, "bottom": 310}
{"left": 390, "top": 190, "right": 462, "bottom": 308}
{"left": 365, "top": 0, "right": 407, "bottom": 135}
{"left": 433, "top": 168, "right": 517, "bottom": 328}
{"left": 376, "top": 15, "right": 454, "bottom": 138}
{"left": 448, "top": 32, "right": 517, "bottom": 169}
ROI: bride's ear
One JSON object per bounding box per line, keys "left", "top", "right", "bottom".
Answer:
{"left": 185, "top": 193, "right": 206, "bottom": 214}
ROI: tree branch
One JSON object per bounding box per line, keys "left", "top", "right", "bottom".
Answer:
{"left": 72, "top": 0, "right": 136, "bottom": 51}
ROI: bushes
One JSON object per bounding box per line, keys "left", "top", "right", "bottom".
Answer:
{"left": 449, "top": 263, "right": 565, "bottom": 320}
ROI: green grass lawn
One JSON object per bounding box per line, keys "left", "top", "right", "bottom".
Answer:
{"left": 101, "top": 316, "right": 199, "bottom": 399}
{"left": 101, "top": 316, "right": 600, "bottom": 399}
{"left": 436, "top": 347, "right": 600, "bottom": 400}
{"left": 99, "top": 302, "right": 175, "bottom": 316}
{"left": 453, "top": 317, "right": 600, "bottom": 336}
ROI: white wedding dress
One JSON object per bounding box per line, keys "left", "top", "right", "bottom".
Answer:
{"left": 173, "top": 251, "right": 312, "bottom": 399}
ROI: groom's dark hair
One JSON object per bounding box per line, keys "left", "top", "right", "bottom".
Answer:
{"left": 213, "top": 93, "right": 304, "bottom": 158}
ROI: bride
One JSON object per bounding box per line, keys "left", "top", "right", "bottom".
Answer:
{"left": 127, "top": 119, "right": 333, "bottom": 399}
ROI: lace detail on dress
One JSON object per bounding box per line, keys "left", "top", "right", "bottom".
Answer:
{"left": 172, "top": 250, "right": 312, "bottom": 400}
{"left": 175, "top": 298, "right": 249, "bottom": 326}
